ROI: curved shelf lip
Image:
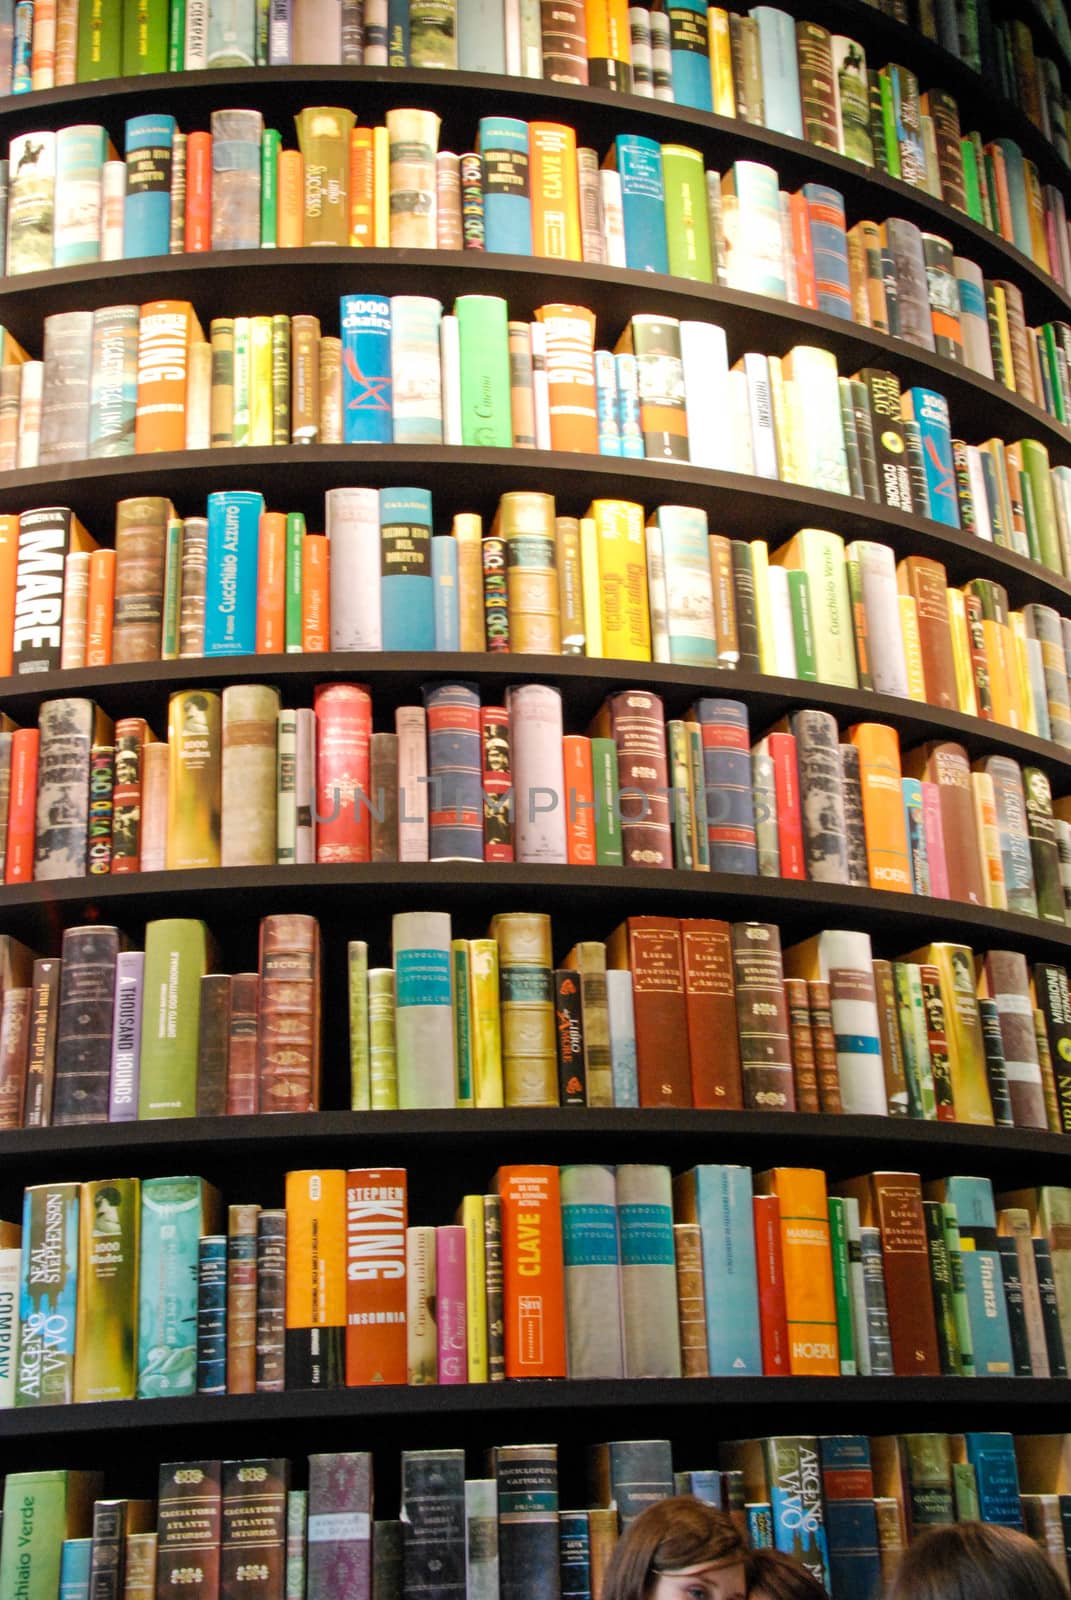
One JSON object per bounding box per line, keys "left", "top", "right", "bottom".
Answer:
{"left": 0, "top": 68, "right": 1069, "bottom": 324}
{"left": 3, "top": 653, "right": 1071, "bottom": 787}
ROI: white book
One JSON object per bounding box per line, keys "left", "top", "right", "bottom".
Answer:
{"left": 16, "top": 361, "right": 42, "bottom": 469}
{"left": 100, "top": 161, "right": 126, "bottom": 260}
{"left": 405, "top": 1224, "right": 438, "bottom": 1381}
{"left": 628, "top": 6, "right": 653, "bottom": 93}
{"left": 396, "top": 705, "right": 429, "bottom": 862}
{"left": 508, "top": 682, "right": 567, "bottom": 863}
{"left": 390, "top": 296, "right": 443, "bottom": 444}
{"left": 440, "top": 313, "right": 462, "bottom": 446}
{"left": 465, "top": 1481, "right": 500, "bottom": 1600}
{"left": 617, "top": 1164, "right": 681, "bottom": 1378}
{"left": 140, "top": 741, "right": 169, "bottom": 872}
{"left": 276, "top": 708, "right": 297, "bottom": 864}
{"left": 7, "top": 131, "right": 55, "bottom": 276}
{"left": 649, "top": 7, "right": 671, "bottom": 97}
{"left": 268, "top": 0, "right": 291, "bottom": 59}
{"left": 185, "top": 0, "right": 209, "bottom": 65}
{"left": 848, "top": 540, "right": 909, "bottom": 697}
{"left": 560, "top": 1164, "right": 625, "bottom": 1379}
{"left": 965, "top": 446, "right": 993, "bottom": 541}
{"left": 393, "top": 911, "right": 456, "bottom": 1108}
{"left": 290, "top": 706, "right": 315, "bottom": 864}
{"left": 727, "top": 366, "right": 754, "bottom": 475}
{"left": 292, "top": 0, "right": 342, "bottom": 59}
{"left": 184, "top": 342, "right": 211, "bottom": 449}
{"left": 326, "top": 486, "right": 381, "bottom": 650}
{"left": 599, "top": 169, "right": 627, "bottom": 267}
{"left": 766, "top": 564, "right": 797, "bottom": 678}
{"left": 519, "top": 0, "right": 541, "bottom": 74}
{"left": 813, "top": 929, "right": 887, "bottom": 1116}
{"left": 841, "top": 1195, "right": 871, "bottom": 1376}
{"left": 109, "top": 950, "right": 144, "bottom": 1122}
{"left": 644, "top": 521, "right": 671, "bottom": 663}
{"left": 778, "top": 192, "right": 799, "bottom": 304}
{"left": 0, "top": 1248, "right": 19, "bottom": 1409}
{"left": 742, "top": 351, "right": 778, "bottom": 478}
{"left": 59, "top": 549, "right": 90, "bottom": 669}
{"left": 503, "top": 0, "right": 521, "bottom": 73}
{"left": 953, "top": 256, "right": 995, "bottom": 380}
{"left": 679, "top": 320, "right": 732, "bottom": 472}
{"left": 606, "top": 967, "right": 638, "bottom": 1106}
{"left": 530, "top": 321, "right": 550, "bottom": 449}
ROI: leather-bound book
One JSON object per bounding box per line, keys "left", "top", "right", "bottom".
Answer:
{"left": 607, "top": 916, "right": 691, "bottom": 1106}
{"left": 681, "top": 918, "right": 743, "bottom": 1108}
{"left": 257, "top": 914, "right": 321, "bottom": 1113}
{"left": 835, "top": 1171, "right": 941, "bottom": 1376}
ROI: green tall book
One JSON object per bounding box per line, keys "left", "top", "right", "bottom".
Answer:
{"left": 1019, "top": 441, "right": 1064, "bottom": 575}
{"left": 0, "top": 1471, "right": 102, "bottom": 1599}
{"left": 76, "top": 0, "right": 123, "bottom": 78}
{"left": 137, "top": 919, "right": 213, "bottom": 1118}
{"left": 122, "top": 0, "right": 170, "bottom": 73}
{"left": 455, "top": 295, "right": 512, "bottom": 448}
{"left": 660, "top": 143, "right": 713, "bottom": 283}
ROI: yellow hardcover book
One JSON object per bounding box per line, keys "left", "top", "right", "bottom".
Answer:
{"left": 970, "top": 770, "right": 1008, "bottom": 911}
{"left": 1008, "top": 613, "right": 1036, "bottom": 734}
{"left": 897, "top": 594, "right": 927, "bottom": 700}
{"left": 488, "top": 911, "right": 557, "bottom": 1106}
{"left": 460, "top": 1192, "right": 489, "bottom": 1382}
{"left": 554, "top": 516, "right": 585, "bottom": 654}
{"left": 165, "top": 688, "right": 222, "bottom": 870}
{"left": 992, "top": 284, "right": 1016, "bottom": 392}
{"left": 248, "top": 315, "right": 274, "bottom": 446}
{"left": 769, "top": 528, "right": 856, "bottom": 687}
{"left": 904, "top": 943, "right": 994, "bottom": 1125}
{"left": 469, "top": 936, "right": 505, "bottom": 1108}
{"left": 589, "top": 499, "right": 651, "bottom": 661}
{"left": 945, "top": 589, "right": 978, "bottom": 717}
{"left": 579, "top": 514, "right": 604, "bottom": 658}
{"left": 75, "top": 1176, "right": 140, "bottom": 1402}
{"left": 709, "top": 7, "right": 735, "bottom": 115}
{"left": 749, "top": 538, "right": 777, "bottom": 675}
{"left": 368, "top": 968, "right": 398, "bottom": 1109}
{"left": 492, "top": 491, "right": 562, "bottom": 655}
{"left": 452, "top": 512, "right": 485, "bottom": 652}
{"left": 373, "top": 124, "right": 390, "bottom": 247}
{"left": 766, "top": 354, "right": 792, "bottom": 482}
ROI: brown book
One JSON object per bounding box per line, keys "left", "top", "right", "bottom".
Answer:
{"left": 124, "top": 1531, "right": 158, "bottom": 1599}
{"left": 897, "top": 557, "right": 957, "bottom": 710}
{"left": 112, "top": 496, "right": 172, "bottom": 663}
{"left": 903, "top": 742, "right": 985, "bottom": 907}
{"left": 836, "top": 1172, "right": 941, "bottom": 1376}
{"left": 591, "top": 690, "right": 672, "bottom": 870}
{"left": 255, "top": 1208, "right": 287, "bottom": 1393}
{"left": 606, "top": 916, "right": 691, "bottom": 1106}
{"left": 872, "top": 958, "right": 910, "bottom": 1117}
{"left": 226, "top": 972, "right": 259, "bottom": 1116}
{"left": 52, "top": 924, "right": 122, "bottom": 1125}
{"left": 370, "top": 731, "right": 399, "bottom": 863}
{"left": 993, "top": 280, "right": 1035, "bottom": 401}
{"left": 982, "top": 950, "right": 1047, "bottom": 1130}
{"left": 540, "top": 0, "right": 588, "bottom": 81}
{"left": 221, "top": 1457, "right": 289, "bottom": 1599}
{"left": 784, "top": 976, "right": 820, "bottom": 1114}
{"left": 257, "top": 915, "right": 322, "bottom": 1113}
{"left": 22, "top": 956, "right": 61, "bottom": 1127}
{"left": 921, "top": 89, "right": 966, "bottom": 212}
{"left": 730, "top": 923, "right": 795, "bottom": 1112}
{"left": 807, "top": 980, "right": 843, "bottom": 1115}
{"left": 226, "top": 1202, "right": 260, "bottom": 1394}
{"left": 88, "top": 1498, "right": 154, "bottom": 1600}
{"left": 673, "top": 1222, "right": 709, "bottom": 1377}
{"left": 155, "top": 1461, "right": 222, "bottom": 1600}
{"left": 796, "top": 20, "right": 839, "bottom": 149}
{"left": 681, "top": 918, "right": 743, "bottom": 1109}
{"left": 0, "top": 984, "right": 31, "bottom": 1128}
{"left": 589, "top": 1506, "right": 619, "bottom": 1599}
{"left": 196, "top": 973, "right": 232, "bottom": 1117}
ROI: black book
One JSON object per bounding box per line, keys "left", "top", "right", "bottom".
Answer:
{"left": 995, "top": 1236, "right": 1033, "bottom": 1376}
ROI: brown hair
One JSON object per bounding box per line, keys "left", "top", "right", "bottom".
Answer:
{"left": 600, "top": 1497, "right": 747, "bottom": 1600}
{"left": 888, "top": 1523, "right": 1070, "bottom": 1600}
{"left": 744, "top": 1548, "right": 829, "bottom": 1599}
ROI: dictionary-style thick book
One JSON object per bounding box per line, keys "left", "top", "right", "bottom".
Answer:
{"left": 51, "top": 924, "right": 120, "bottom": 1123}
{"left": 220, "top": 1459, "right": 289, "bottom": 1596}
{"left": 220, "top": 683, "right": 279, "bottom": 867}
{"left": 836, "top": 1172, "right": 941, "bottom": 1376}
{"left": 74, "top": 1175, "right": 138, "bottom": 1403}
{"left": 606, "top": 916, "right": 690, "bottom": 1106}
{"left": 166, "top": 689, "right": 221, "bottom": 870}
{"left": 401, "top": 1450, "right": 465, "bottom": 1594}
{"left": 137, "top": 920, "right": 212, "bottom": 1117}
{"left": 13, "top": 507, "right": 96, "bottom": 676}
{"left": 674, "top": 1165, "right": 761, "bottom": 1373}
{"left": 560, "top": 1163, "right": 624, "bottom": 1378}
{"left": 15, "top": 1181, "right": 79, "bottom": 1406}
{"left": 155, "top": 1461, "right": 222, "bottom": 1600}
{"left": 134, "top": 299, "right": 204, "bottom": 452}
{"left": 138, "top": 1179, "right": 220, "bottom": 1398}
{"left": 257, "top": 913, "right": 321, "bottom": 1113}
{"left": 314, "top": 682, "right": 373, "bottom": 863}
{"left": 495, "top": 1444, "right": 561, "bottom": 1600}
{"left": 344, "top": 1167, "right": 407, "bottom": 1385}
{"left": 34, "top": 696, "right": 112, "bottom": 880}
{"left": 489, "top": 912, "right": 557, "bottom": 1105}
{"left": 494, "top": 1165, "right": 566, "bottom": 1377}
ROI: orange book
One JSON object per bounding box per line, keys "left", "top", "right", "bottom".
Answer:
{"left": 562, "top": 733, "right": 595, "bottom": 865}
{"left": 301, "top": 534, "right": 329, "bottom": 652}
{"left": 134, "top": 301, "right": 204, "bottom": 454}
{"left": 529, "top": 123, "right": 581, "bottom": 260}
{"left": 984, "top": 142, "right": 1014, "bottom": 240}
{"left": 754, "top": 1167, "right": 839, "bottom": 1375}
{"left": 348, "top": 128, "right": 374, "bottom": 246}
{"left": 494, "top": 1165, "right": 566, "bottom": 1378}
{"left": 5, "top": 728, "right": 39, "bottom": 884}
{"left": 284, "top": 1169, "right": 346, "bottom": 1389}
{"left": 279, "top": 150, "right": 305, "bottom": 247}
{"left": 584, "top": 0, "right": 630, "bottom": 88}
{"left": 255, "top": 511, "right": 287, "bottom": 654}
{"left": 344, "top": 1167, "right": 408, "bottom": 1386}
{"left": 848, "top": 722, "right": 912, "bottom": 893}
{"left": 29, "top": 0, "right": 56, "bottom": 86}
{"left": 534, "top": 304, "right": 598, "bottom": 454}
{"left": 788, "top": 190, "right": 817, "bottom": 310}
{"left": 185, "top": 131, "right": 213, "bottom": 253}
{"left": 85, "top": 547, "right": 116, "bottom": 667}
{"left": 0, "top": 514, "right": 19, "bottom": 675}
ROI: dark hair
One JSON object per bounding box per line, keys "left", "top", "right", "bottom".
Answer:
{"left": 888, "top": 1523, "right": 1070, "bottom": 1600}
{"left": 601, "top": 1497, "right": 747, "bottom": 1600}
{"left": 745, "top": 1548, "right": 829, "bottom": 1599}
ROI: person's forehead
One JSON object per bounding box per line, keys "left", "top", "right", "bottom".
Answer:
{"left": 658, "top": 1559, "right": 744, "bottom": 1577}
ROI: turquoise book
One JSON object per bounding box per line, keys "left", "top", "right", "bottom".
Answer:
{"left": 123, "top": 113, "right": 176, "bottom": 258}
{"left": 137, "top": 1176, "right": 215, "bottom": 1398}
{"left": 431, "top": 534, "right": 460, "bottom": 650}
{"left": 59, "top": 1538, "right": 92, "bottom": 1599}
{"left": 941, "top": 1177, "right": 1015, "bottom": 1377}
{"left": 390, "top": 295, "right": 443, "bottom": 445}
{"left": 656, "top": 505, "right": 717, "bottom": 667}
{"left": 902, "top": 776, "right": 930, "bottom": 894}
{"left": 595, "top": 349, "right": 621, "bottom": 456}
{"left": 477, "top": 116, "right": 532, "bottom": 254}
{"left": 455, "top": 294, "right": 511, "bottom": 448}
{"left": 676, "top": 1164, "right": 761, "bottom": 1374}
{"left": 457, "top": 0, "right": 505, "bottom": 70}
{"left": 380, "top": 487, "right": 435, "bottom": 651}
{"left": 963, "top": 1434, "right": 1024, "bottom": 1527}
{"left": 204, "top": 489, "right": 264, "bottom": 655}
{"left": 994, "top": 138, "right": 1033, "bottom": 258}
{"left": 905, "top": 388, "right": 960, "bottom": 528}
{"left": 16, "top": 1183, "right": 79, "bottom": 1407}
{"left": 341, "top": 294, "right": 393, "bottom": 443}
{"left": 668, "top": 0, "right": 712, "bottom": 109}
{"left": 207, "top": 0, "right": 256, "bottom": 62}
{"left": 55, "top": 126, "right": 111, "bottom": 266}
{"left": 610, "top": 134, "right": 668, "bottom": 274}
{"left": 607, "top": 969, "right": 638, "bottom": 1107}
{"left": 749, "top": 7, "right": 804, "bottom": 138}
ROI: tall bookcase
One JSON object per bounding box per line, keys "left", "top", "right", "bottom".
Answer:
{"left": 5, "top": 0, "right": 1071, "bottom": 1530}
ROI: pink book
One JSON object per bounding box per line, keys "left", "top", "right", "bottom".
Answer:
{"left": 921, "top": 781, "right": 950, "bottom": 899}
{"left": 140, "top": 741, "right": 170, "bottom": 872}
{"left": 314, "top": 683, "right": 372, "bottom": 864}
{"left": 436, "top": 1225, "right": 467, "bottom": 1384}
{"left": 396, "top": 705, "right": 429, "bottom": 863}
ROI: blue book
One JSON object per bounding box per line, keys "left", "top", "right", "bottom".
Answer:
{"left": 683, "top": 1469, "right": 721, "bottom": 1505}
{"left": 746, "top": 1505, "right": 774, "bottom": 1548}
{"left": 477, "top": 117, "right": 532, "bottom": 254}
{"left": 196, "top": 1234, "right": 227, "bottom": 1394}
{"left": 942, "top": 1178, "right": 1016, "bottom": 1377}
{"left": 905, "top": 387, "right": 960, "bottom": 527}
{"left": 963, "top": 1434, "right": 1024, "bottom": 1526}
{"left": 559, "top": 1512, "right": 591, "bottom": 1598}
{"left": 204, "top": 490, "right": 264, "bottom": 655}
{"left": 423, "top": 683, "right": 483, "bottom": 861}
{"left": 16, "top": 1183, "right": 79, "bottom": 1407}
{"left": 802, "top": 184, "right": 853, "bottom": 320}
{"left": 594, "top": 349, "right": 621, "bottom": 456}
{"left": 341, "top": 293, "right": 393, "bottom": 443}
{"left": 901, "top": 776, "right": 929, "bottom": 894}
{"left": 431, "top": 536, "right": 459, "bottom": 650}
{"left": 693, "top": 699, "right": 757, "bottom": 874}
{"left": 11, "top": 0, "right": 30, "bottom": 92}
{"left": 611, "top": 135, "right": 668, "bottom": 274}
{"left": 749, "top": 7, "right": 803, "bottom": 138}
{"left": 380, "top": 486, "right": 434, "bottom": 650}
{"left": 457, "top": 0, "right": 504, "bottom": 70}
{"left": 657, "top": 506, "right": 717, "bottom": 667}
{"left": 59, "top": 1539, "right": 92, "bottom": 1600}
{"left": 606, "top": 968, "right": 638, "bottom": 1107}
{"left": 614, "top": 352, "right": 644, "bottom": 459}
{"left": 819, "top": 1439, "right": 881, "bottom": 1600}
{"left": 765, "top": 1438, "right": 831, "bottom": 1590}
{"left": 207, "top": 0, "right": 256, "bottom": 62}
{"left": 668, "top": 0, "right": 712, "bottom": 109}
{"left": 680, "top": 1164, "right": 761, "bottom": 1374}
{"left": 994, "top": 138, "right": 1033, "bottom": 259}
{"left": 596, "top": 1440, "right": 674, "bottom": 1524}
{"left": 137, "top": 1176, "right": 210, "bottom": 1397}
{"left": 123, "top": 113, "right": 176, "bottom": 257}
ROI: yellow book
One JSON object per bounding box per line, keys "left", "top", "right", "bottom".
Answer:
{"left": 579, "top": 514, "right": 603, "bottom": 657}
{"left": 248, "top": 315, "right": 274, "bottom": 446}
{"left": 460, "top": 1193, "right": 489, "bottom": 1382}
{"left": 492, "top": 491, "right": 562, "bottom": 655}
{"left": 904, "top": 943, "right": 994, "bottom": 1126}
{"left": 709, "top": 7, "right": 735, "bottom": 115}
{"left": 589, "top": 498, "right": 650, "bottom": 660}
{"left": 897, "top": 594, "right": 927, "bottom": 700}
{"left": 766, "top": 354, "right": 792, "bottom": 482}
{"left": 488, "top": 911, "right": 557, "bottom": 1106}
{"left": 373, "top": 124, "right": 390, "bottom": 247}
{"left": 469, "top": 936, "right": 505, "bottom": 1107}
{"left": 453, "top": 938, "right": 475, "bottom": 1109}
{"left": 970, "top": 770, "right": 1007, "bottom": 911}
{"left": 749, "top": 538, "right": 777, "bottom": 674}
{"left": 368, "top": 968, "right": 398, "bottom": 1109}
{"left": 75, "top": 1176, "right": 140, "bottom": 1402}
{"left": 1008, "top": 613, "right": 1036, "bottom": 734}
{"left": 992, "top": 284, "right": 1016, "bottom": 392}
{"left": 165, "top": 688, "right": 222, "bottom": 870}
{"left": 946, "top": 589, "right": 978, "bottom": 717}
{"left": 554, "top": 515, "right": 585, "bottom": 654}
{"left": 452, "top": 512, "right": 485, "bottom": 652}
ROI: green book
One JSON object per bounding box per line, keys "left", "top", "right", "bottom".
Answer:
{"left": 878, "top": 73, "right": 902, "bottom": 178}
{"left": 0, "top": 1472, "right": 101, "bottom": 1600}
{"left": 892, "top": 961, "right": 936, "bottom": 1120}
{"left": 685, "top": 722, "right": 709, "bottom": 869}
{"left": 168, "top": 0, "right": 185, "bottom": 66}
{"left": 960, "top": 137, "right": 983, "bottom": 224}
{"left": 1019, "top": 467, "right": 1042, "bottom": 565}
{"left": 137, "top": 919, "right": 211, "bottom": 1118}
{"left": 1021, "top": 440, "right": 1063, "bottom": 572}
{"left": 77, "top": 0, "right": 123, "bottom": 78}
{"left": 843, "top": 557, "right": 872, "bottom": 691}
{"left": 827, "top": 1197, "right": 856, "bottom": 1376}
{"left": 452, "top": 939, "right": 474, "bottom": 1107}
{"left": 952, "top": 1460, "right": 980, "bottom": 1521}
{"left": 348, "top": 940, "right": 370, "bottom": 1109}
{"left": 590, "top": 736, "right": 623, "bottom": 867}
{"left": 233, "top": 317, "right": 251, "bottom": 447}
{"left": 785, "top": 569, "right": 817, "bottom": 681}
{"left": 122, "top": 0, "right": 170, "bottom": 73}
{"left": 285, "top": 511, "right": 305, "bottom": 651}
{"left": 923, "top": 1199, "right": 961, "bottom": 1375}
{"left": 455, "top": 294, "right": 512, "bottom": 448}
{"left": 660, "top": 143, "right": 713, "bottom": 284}
{"left": 1041, "top": 328, "right": 1067, "bottom": 426}
{"left": 941, "top": 1202, "right": 976, "bottom": 1378}
{"left": 666, "top": 719, "right": 694, "bottom": 871}
{"left": 261, "top": 128, "right": 281, "bottom": 247}
{"left": 161, "top": 515, "right": 183, "bottom": 660}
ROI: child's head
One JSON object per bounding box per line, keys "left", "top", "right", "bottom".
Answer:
{"left": 888, "top": 1522, "right": 1070, "bottom": 1600}
{"left": 600, "top": 1496, "right": 748, "bottom": 1600}
{"left": 744, "top": 1548, "right": 829, "bottom": 1599}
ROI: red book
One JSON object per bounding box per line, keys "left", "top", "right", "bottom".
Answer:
{"left": 185, "top": 130, "right": 213, "bottom": 252}
{"left": 789, "top": 189, "right": 817, "bottom": 309}
{"left": 607, "top": 916, "right": 692, "bottom": 1107}
{"left": 257, "top": 914, "right": 321, "bottom": 1113}
{"left": 226, "top": 971, "right": 259, "bottom": 1116}
{"left": 345, "top": 1167, "right": 408, "bottom": 1386}
{"left": 767, "top": 731, "right": 806, "bottom": 880}
{"left": 314, "top": 683, "right": 372, "bottom": 863}
{"left": 481, "top": 706, "right": 513, "bottom": 862}
{"left": 5, "top": 728, "right": 38, "bottom": 884}
{"left": 681, "top": 918, "right": 743, "bottom": 1108}
{"left": 753, "top": 1192, "right": 789, "bottom": 1376}
{"left": 839, "top": 1171, "right": 941, "bottom": 1377}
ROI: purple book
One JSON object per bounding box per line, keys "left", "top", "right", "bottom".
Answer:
{"left": 307, "top": 1453, "right": 372, "bottom": 1599}
{"left": 436, "top": 1225, "right": 467, "bottom": 1384}
{"left": 108, "top": 950, "right": 145, "bottom": 1122}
